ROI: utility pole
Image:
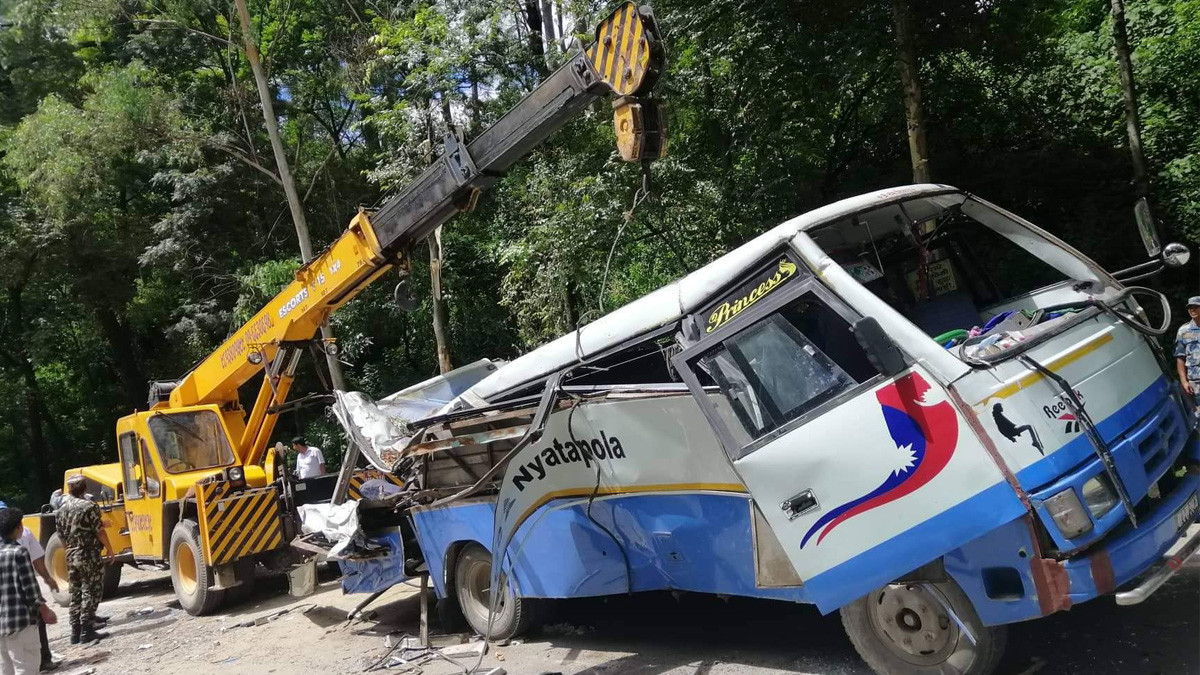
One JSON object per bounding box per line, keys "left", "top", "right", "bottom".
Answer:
{"left": 890, "top": 0, "right": 932, "bottom": 183}
{"left": 1109, "top": 0, "right": 1163, "bottom": 249}
{"left": 234, "top": 0, "right": 347, "bottom": 389}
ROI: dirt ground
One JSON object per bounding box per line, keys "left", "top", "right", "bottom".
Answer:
{"left": 39, "top": 533, "right": 1199, "bottom": 675}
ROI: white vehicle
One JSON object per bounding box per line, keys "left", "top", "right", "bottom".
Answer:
{"left": 337, "top": 184, "right": 1199, "bottom": 675}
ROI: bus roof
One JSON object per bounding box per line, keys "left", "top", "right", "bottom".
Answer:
{"left": 461, "top": 183, "right": 958, "bottom": 404}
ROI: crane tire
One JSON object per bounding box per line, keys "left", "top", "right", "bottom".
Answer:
{"left": 169, "top": 520, "right": 224, "bottom": 616}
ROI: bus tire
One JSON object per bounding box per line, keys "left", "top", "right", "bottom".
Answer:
{"left": 44, "top": 533, "right": 71, "bottom": 607}
{"left": 840, "top": 579, "right": 1006, "bottom": 675}
{"left": 169, "top": 520, "right": 224, "bottom": 616}
{"left": 453, "top": 543, "right": 536, "bottom": 640}
{"left": 435, "top": 596, "right": 468, "bottom": 633}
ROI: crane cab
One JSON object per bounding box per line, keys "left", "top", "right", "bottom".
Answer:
{"left": 113, "top": 405, "right": 283, "bottom": 614}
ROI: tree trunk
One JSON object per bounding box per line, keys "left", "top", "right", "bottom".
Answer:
{"left": 890, "top": 0, "right": 932, "bottom": 183}
{"left": 524, "top": 0, "right": 549, "bottom": 78}
{"left": 233, "top": 0, "right": 347, "bottom": 390}
{"left": 0, "top": 282, "right": 54, "bottom": 500}
{"left": 540, "top": 0, "right": 557, "bottom": 59}
{"left": 1109, "top": 0, "right": 1160, "bottom": 238}
{"left": 428, "top": 229, "right": 453, "bottom": 374}
{"left": 93, "top": 306, "right": 150, "bottom": 409}
{"left": 555, "top": 1, "right": 565, "bottom": 50}
{"left": 427, "top": 100, "right": 453, "bottom": 373}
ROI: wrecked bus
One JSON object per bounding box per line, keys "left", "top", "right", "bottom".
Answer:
{"left": 334, "top": 184, "right": 1199, "bottom": 675}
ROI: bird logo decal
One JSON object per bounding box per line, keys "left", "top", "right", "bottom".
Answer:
{"left": 800, "top": 372, "right": 959, "bottom": 548}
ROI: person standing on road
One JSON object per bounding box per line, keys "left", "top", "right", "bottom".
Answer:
{"left": 0, "top": 502, "right": 57, "bottom": 672}
{"left": 0, "top": 507, "right": 56, "bottom": 675}
{"left": 1174, "top": 296, "right": 1200, "bottom": 411}
{"left": 291, "top": 437, "right": 326, "bottom": 479}
{"left": 55, "top": 477, "right": 110, "bottom": 645}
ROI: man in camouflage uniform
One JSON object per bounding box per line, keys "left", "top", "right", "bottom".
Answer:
{"left": 55, "top": 476, "right": 111, "bottom": 644}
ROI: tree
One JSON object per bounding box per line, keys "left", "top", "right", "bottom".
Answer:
{"left": 890, "top": 0, "right": 932, "bottom": 183}
{"left": 233, "top": 0, "right": 348, "bottom": 389}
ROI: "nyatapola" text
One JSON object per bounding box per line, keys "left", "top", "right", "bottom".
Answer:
{"left": 510, "top": 432, "right": 627, "bottom": 491}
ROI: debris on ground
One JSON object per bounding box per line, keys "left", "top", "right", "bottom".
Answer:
{"left": 439, "top": 640, "right": 484, "bottom": 659}
{"left": 225, "top": 603, "right": 316, "bottom": 630}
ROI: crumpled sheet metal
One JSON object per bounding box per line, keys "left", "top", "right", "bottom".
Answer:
{"left": 297, "top": 501, "right": 362, "bottom": 558}
{"left": 331, "top": 358, "right": 504, "bottom": 471}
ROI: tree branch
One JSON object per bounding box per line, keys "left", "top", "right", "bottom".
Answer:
{"left": 134, "top": 18, "right": 234, "bottom": 46}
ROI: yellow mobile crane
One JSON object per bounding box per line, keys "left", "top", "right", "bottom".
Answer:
{"left": 25, "top": 2, "right": 666, "bottom": 615}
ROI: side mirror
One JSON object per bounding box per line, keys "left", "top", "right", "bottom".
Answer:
{"left": 851, "top": 316, "right": 907, "bottom": 377}
{"left": 1162, "top": 242, "right": 1191, "bottom": 268}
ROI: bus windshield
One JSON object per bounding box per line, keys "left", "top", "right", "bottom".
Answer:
{"left": 811, "top": 194, "right": 1108, "bottom": 360}
{"left": 147, "top": 410, "right": 236, "bottom": 474}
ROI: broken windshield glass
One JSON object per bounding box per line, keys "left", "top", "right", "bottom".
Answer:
{"left": 811, "top": 195, "right": 1107, "bottom": 361}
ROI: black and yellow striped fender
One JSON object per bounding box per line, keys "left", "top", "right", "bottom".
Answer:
{"left": 195, "top": 481, "right": 286, "bottom": 566}
{"left": 346, "top": 469, "right": 405, "bottom": 501}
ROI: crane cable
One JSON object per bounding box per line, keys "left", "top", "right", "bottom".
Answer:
{"left": 599, "top": 162, "right": 654, "bottom": 314}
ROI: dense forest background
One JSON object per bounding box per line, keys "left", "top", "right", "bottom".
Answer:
{"left": 0, "top": 0, "right": 1197, "bottom": 508}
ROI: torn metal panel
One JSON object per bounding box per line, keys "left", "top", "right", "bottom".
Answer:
{"left": 332, "top": 358, "right": 504, "bottom": 471}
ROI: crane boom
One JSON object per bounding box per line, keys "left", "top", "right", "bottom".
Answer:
{"left": 150, "top": 2, "right": 667, "bottom": 469}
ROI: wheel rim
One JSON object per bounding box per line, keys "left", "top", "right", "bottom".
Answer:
{"left": 176, "top": 541, "right": 198, "bottom": 596}
{"left": 867, "top": 583, "right": 960, "bottom": 666}
{"left": 50, "top": 547, "right": 69, "bottom": 590}
{"left": 460, "top": 556, "right": 507, "bottom": 628}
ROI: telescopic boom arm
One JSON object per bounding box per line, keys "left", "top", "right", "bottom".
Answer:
{"left": 153, "top": 3, "right": 668, "bottom": 468}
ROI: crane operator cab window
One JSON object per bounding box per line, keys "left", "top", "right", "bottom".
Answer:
{"left": 148, "top": 410, "right": 236, "bottom": 474}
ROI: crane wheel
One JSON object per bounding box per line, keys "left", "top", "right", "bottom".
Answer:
{"left": 44, "top": 533, "right": 123, "bottom": 607}
{"left": 44, "top": 534, "right": 72, "bottom": 607}
{"left": 169, "top": 520, "right": 224, "bottom": 616}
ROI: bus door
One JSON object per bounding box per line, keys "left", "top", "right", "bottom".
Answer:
{"left": 673, "top": 259, "right": 1026, "bottom": 613}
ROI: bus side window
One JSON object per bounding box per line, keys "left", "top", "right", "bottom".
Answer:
{"left": 694, "top": 294, "right": 879, "bottom": 447}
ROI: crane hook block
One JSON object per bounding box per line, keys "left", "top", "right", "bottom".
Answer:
{"left": 614, "top": 97, "right": 667, "bottom": 162}
{"left": 586, "top": 2, "right": 664, "bottom": 98}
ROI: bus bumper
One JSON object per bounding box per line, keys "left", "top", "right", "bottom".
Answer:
{"left": 1113, "top": 522, "right": 1200, "bottom": 605}
{"left": 1061, "top": 471, "right": 1199, "bottom": 605}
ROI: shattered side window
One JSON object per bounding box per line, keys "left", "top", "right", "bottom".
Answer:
{"left": 692, "top": 295, "right": 877, "bottom": 445}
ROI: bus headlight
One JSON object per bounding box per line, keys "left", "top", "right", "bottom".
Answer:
{"left": 1045, "top": 488, "right": 1093, "bottom": 539}
{"left": 1081, "top": 475, "right": 1119, "bottom": 518}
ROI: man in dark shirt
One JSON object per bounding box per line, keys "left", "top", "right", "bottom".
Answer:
{"left": 0, "top": 507, "right": 55, "bottom": 675}
{"left": 55, "top": 477, "right": 110, "bottom": 645}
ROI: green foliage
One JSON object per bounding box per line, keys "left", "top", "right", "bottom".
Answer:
{"left": 0, "top": 0, "right": 1198, "bottom": 509}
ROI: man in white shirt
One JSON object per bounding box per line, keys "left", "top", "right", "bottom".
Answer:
{"left": 0, "top": 502, "right": 58, "bottom": 672}
{"left": 291, "top": 437, "right": 326, "bottom": 479}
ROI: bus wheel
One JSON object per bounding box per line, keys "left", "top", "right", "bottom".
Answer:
{"left": 840, "top": 579, "right": 1006, "bottom": 675}
{"left": 453, "top": 543, "right": 536, "bottom": 640}
{"left": 44, "top": 534, "right": 72, "bottom": 607}
{"left": 169, "top": 521, "right": 224, "bottom": 616}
